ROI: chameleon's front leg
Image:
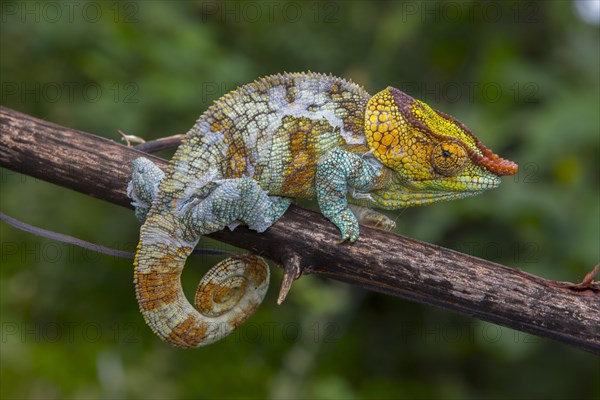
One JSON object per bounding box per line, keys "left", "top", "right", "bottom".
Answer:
{"left": 316, "top": 149, "right": 382, "bottom": 243}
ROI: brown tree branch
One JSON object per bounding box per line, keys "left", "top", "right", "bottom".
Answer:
{"left": 1, "top": 105, "right": 598, "bottom": 354}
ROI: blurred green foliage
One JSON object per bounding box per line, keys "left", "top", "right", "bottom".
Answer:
{"left": 1, "top": 1, "right": 598, "bottom": 399}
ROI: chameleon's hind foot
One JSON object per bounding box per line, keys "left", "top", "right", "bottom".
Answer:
{"left": 128, "top": 157, "right": 165, "bottom": 222}
{"left": 349, "top": 205, "right": 396, "bottom": 231}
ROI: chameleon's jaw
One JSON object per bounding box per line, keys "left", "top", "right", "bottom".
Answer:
{"left": 362, "top": 189, "right": 485, "bottom": 209}
{"left": 354, "top": 169, "right": 502, "bottom": 210}
{"left": 442, "top": 173, "right": 502, "bottom": 192}
{"left": 397, "top": 164, "right": 503, "bottom": 193}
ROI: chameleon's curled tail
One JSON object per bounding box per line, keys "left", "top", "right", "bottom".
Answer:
{"left": 134, "top": 213, "right": 269, "bottom": 348}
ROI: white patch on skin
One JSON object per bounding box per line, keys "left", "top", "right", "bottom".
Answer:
{"left": 364, "top": 153, "right": 384, "bottom": 170}
{"left": 349, "top": 189, "right": 374, "bottom": 201}
{"left": 193, "top": 120, "right": 225, "bottom": 145}
{"left": 227, "top": 221, "right": 241, "bottom": 231}
{"left": 152, "top": 297, "right": 194, "bottom": 327}
{"left": 144, "top": 297, "right": 198, "bottom": 337}
{"left": 266, "top": 85, "right": 366, "bottom": 146}
{"left": 243, "top": 120, "right": 259, "bottom": 178}
{"left": 178, "top": 168, "right": 220, "bottom": 208}
{"left": 141, "top": 228, "right": 194, "bottom": 253}
{"left": 256, "top": 113, "right": 269, "bottom": 130}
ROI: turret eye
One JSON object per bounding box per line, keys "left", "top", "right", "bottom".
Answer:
{"left": 431, "top": 142, "right": 468, "bottom": 176}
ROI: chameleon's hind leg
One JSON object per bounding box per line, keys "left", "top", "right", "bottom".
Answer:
{"left": 128, "top": 157, "right": 292, "bottom": 229}
{"left": 185, "top": 177, "right": 292, "bottom": 236}
{"left": 349, "top": 205, "right": 396, "bottom": 231}
{"left": 135, "top": 175, "right": 292, "bottom": 347}
{"left": 128, "top": 157, "right": 165, "bottom": 222}
{"left": 181, "top": 177, "right": 291, "bottom": 344}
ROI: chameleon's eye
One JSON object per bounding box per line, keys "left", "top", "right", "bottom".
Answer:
{"left": 431, "top": 141, "right": 468, "bottom": 176}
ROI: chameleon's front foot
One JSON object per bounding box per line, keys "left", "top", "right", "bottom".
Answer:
{"left": 330, "top": 209, "right": 360, "bottom": 243}
{"left": 329, "top": 206, "right": 396, "bottom": 243}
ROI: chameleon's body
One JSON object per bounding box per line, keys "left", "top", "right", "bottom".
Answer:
{"left": 128, "top": 72, "right": 517, "bottom": 348}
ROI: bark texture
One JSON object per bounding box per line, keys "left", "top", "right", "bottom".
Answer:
{"left": 1, "top": 106, "right": 598, "bottom": 354}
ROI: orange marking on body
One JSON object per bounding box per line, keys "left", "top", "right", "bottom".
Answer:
{"left": 223, "top": 132, "right": 249, "bottom": 178}
{"left": 280, "top": 116, "right": 328, "bottom": 196}
{"left": 166, "top": 314, "right": 207, "bottom": 348}
{"left": 227, "top": 147, "right": 247, "bottom": 177}
{"left": 136, "top": 269, "right": 181, "bottom": 311}
{"left": 243, "top": 256, "right": 269, "bottom": 284}
{"left": 211, "top": 121, "right": 222, "bottom": 132}
{"left": 381, "top": 134, "right": 393, "bottom": 146}
{"left": 343, "top": 144, "right": 370, "bottom": 154}
{"left": 194, "top": 282, "right": 218, "bottom": 315}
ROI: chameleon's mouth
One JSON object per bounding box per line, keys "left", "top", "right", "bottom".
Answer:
{"left": 352, "top": 169, "right": 502, "bottom": 209}
{"left": 406, "top": 173, "right": 502, "bottom": 194}
{"left": 452, "top": 174, "right": 502, "bottom": 191}
{"left": 363, "top": 189, "right": 484, "bottom": 209}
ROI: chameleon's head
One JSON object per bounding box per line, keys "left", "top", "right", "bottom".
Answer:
{"left": 364, "top": 87, "right": 518, "bottom": 208}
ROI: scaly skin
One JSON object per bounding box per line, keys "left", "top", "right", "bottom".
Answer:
{"left": 128, "top": 72, "right": 518, "bottom": 348}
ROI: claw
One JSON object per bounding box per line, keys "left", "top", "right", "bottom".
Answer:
{"left": 336, "top": 232, "right": 358, "bottom": 244}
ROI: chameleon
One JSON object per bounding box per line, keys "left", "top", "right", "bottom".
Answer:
{"left": 127, "top": 72, "right": 518, "bottom": 348}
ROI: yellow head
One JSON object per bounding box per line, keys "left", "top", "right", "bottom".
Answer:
{"left": 363, "top": 87, "right": 518, "bottom": 208}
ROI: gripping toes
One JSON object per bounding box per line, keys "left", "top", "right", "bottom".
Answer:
{"left": 330, "top": 209, "right": 360, "bottom": 243}
{"left": 128, "top": 157, "right": 165, "bottom": 222}
{"left": 349, "top": 205, "right": 396, "bottom": 231}
{"left": 268, "top": 196, "right": 293, "bottom": 222}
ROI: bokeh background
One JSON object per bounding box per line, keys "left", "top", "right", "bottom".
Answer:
{"left": 1, "top": 1, "right": 598, "bottom": 399}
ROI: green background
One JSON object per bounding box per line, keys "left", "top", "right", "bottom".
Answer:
{"left": 1, "top": 1, "right": 598, "bottom": 399}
